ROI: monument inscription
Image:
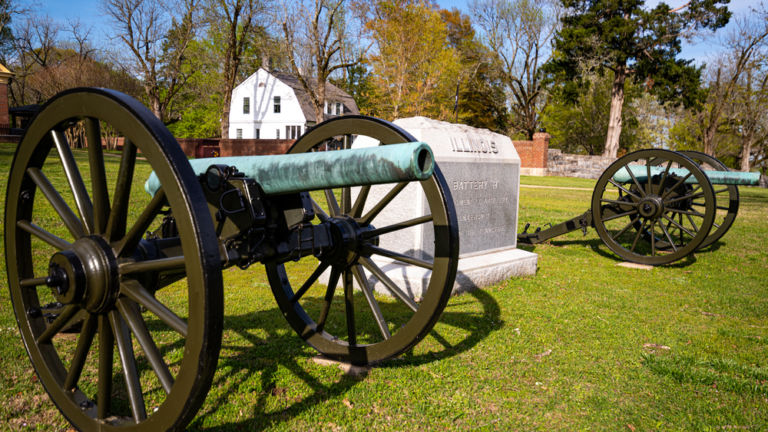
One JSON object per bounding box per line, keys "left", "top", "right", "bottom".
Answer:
{"left": 350, "top": 117, "right": 537, "bottom": 296}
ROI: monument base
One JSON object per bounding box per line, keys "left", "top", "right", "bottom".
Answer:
{"left": 362, "top": 248, "right": 538, "bottom": 298}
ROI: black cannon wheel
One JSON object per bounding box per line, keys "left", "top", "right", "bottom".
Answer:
{"left": 5, "top": 88, "right": 222, "bottom": 430}
{"left": 266, "top": 116, "right": 459, "bottom": 365}
{"left": 592, "top": 149, "right": 716, "bottom": 265}
{"left": 678, "top": 151, "right": 739, "bottom": 249}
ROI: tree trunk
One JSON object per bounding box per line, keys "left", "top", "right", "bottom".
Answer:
{"left": 603, "top": 67, "right": 626, "bottom": 158}
{"left": 315, "top": 79, "right": 326, "bottom": 124}
{"left": 740, "top": 135, "right": 753, "bottom": 172}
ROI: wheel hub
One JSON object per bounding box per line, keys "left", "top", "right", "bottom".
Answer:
{"left": 324, "top": 216, "right": 378, "bottom": 267}
{"left": 638, "top": 195, "right": 664, "bottom": 219}
{"left": 47, "top": 236, "right": 119, "bottom": 313}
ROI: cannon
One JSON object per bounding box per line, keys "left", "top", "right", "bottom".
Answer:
{"left": 518, "top": 149, "right": 760, "bottom": 265}
{"left": 4, "top": 88, "right": 459, "bottom": 431}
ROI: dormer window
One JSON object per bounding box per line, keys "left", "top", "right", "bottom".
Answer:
{"left": 336, "top": 102, "right": 342, "bottom": 115}
{"left": 274, "top": 96, "right": 281, "bottom": 113}
{"left": 243, "top": 97, "right": 250, "bottom": 114}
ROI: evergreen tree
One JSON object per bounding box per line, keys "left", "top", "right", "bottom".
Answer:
{"left": 546, "top": 0, "right": 730, "bottom": 157}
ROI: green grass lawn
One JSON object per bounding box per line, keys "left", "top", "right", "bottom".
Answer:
{"left": 1, "top": 141, "right": 767, "bottom": 431}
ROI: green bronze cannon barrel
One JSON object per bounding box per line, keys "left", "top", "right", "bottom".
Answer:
{"left": 612, "top": 165, "right": 760, "bottom": 186}
{"left": 145, "top": 141, "right": 434, "bottom": 196}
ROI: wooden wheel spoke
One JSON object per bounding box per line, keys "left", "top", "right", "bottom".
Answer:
{"left": 630, "top": 219, "right": 648, "bottom": 253}
{"left": 361, "top": 214, "right": 433, "bottom": 239}
{"left": 311, "top": 198, "right": 329, "bottom": 222}
{"left": 666, "top": 208, "right": 705, "bottom": 218}
{"left": 64, "top": 313, "right": 97, "bottom": 391}
{"left": 109, "top": 310, "right": 147, "bottom": 422}
{"left": 343, "top": 270, "right": 356, "bottom": 346}
{"left": 623, "top": 165, "right": 646, "bottom": 197}
{"left": 350, "top": 185, "right": 370, "bottom": 218}
{"left": 600, "top": 198, "right": 637, "bottom": 207}
{"left": 360, "top": 182, "right": 408, "bottom": 225}
{"left": 117, "top": 298, "right": 174, "bottom": 394}
{"left": 291, "top": 261, "right": 331, "bottom": 303}
{"left": 656, "top": 160, "right": 673, "bottom": 193}
{"left": 325, "top": 189, "right": 341, "bottom": 217}
{"left": 352, "top": 265, "right": 390, "bottom": 340}
{"left": 660, "top": 172, "right": 693, "bottom": 200}
{"left": 341, "top": 187, "right": 351, "bottom": 214}
{"left": 611, "top": 215, "right": 641, "bottom": 241}
{"left": 106, "top": 139, "right": 137, "bottom": 241}
{"left": 17, "top": 220, "right": 71, "bottom": 250}
{"left": 119, "top": 256, "right": 186, "bottom": 275}
{"left": 36, "top": 304, "right": 79, "bottom": 344}
{"left": 27, "top": 167, "right": 85, "bottom": 239}
{"left": 121, "top": 280, "right": 188, "bottom": 337}
{"left": 363, "top": 244, "right": 433, "bottom": 270}
{"left": 608, "top": 179, "right": 642, "bottom": 200}
{"left": 86, "top": 117, "right": 110, "bottom": 234}
{"left": 602, "top": 208, "right": 638, "bottom": 223}
{"left": 662, "top": 214, "right": 696, "bottom": 238}
{"left": 115, "top": 189, "right": 166, "bottom": 257}
{"left": 316, "top": 266, "right": 341, "bottom": 332}
{"left": 714, "top": 187, "right": 729, "bottom": 195}
{"left": 659, "top": 220, "right": 678, "bottom": 253}
{"left": 97, "top": 314, "right": 113, "bottom": 419}
{"left": 650, "top": 220, "right": 657, "bottom": 256}
{"left": 685, "top": 213, "right": 700, "bottom": 233}
{"left": 53, "top": 130, "right": 94, "bottom": 234}
{"left": 359, "top": 256, "right": 419, "bottom": 312}
{"left": 645, "top": 159, "right": 653, "bottom": 196}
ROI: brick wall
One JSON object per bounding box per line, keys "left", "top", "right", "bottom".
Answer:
{"left": 513, "top": 132, "right": 549, "bottom": 175}
{"left": 219, "top": 139, "right": 294, "bottom": 156}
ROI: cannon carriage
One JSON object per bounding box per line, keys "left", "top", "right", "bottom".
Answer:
{"left": 518, "top": 149, "right": 760, "bottom": 265}
{"left": 4, "top": 88, "right": 459, "bottom": 431}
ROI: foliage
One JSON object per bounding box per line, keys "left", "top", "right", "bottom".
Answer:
{"left": 471, "top": 0, "right": 559, "bottom": 138}
{"left": 545, "top": 0, "right": 731, "bottom": 157}
{"left": 365, "top": 0, "right": 461, "bottom": 120}
{"left": 442, "top": 7, "right": 509, "bottom": 133}
{"left": 542, "top": 68, "right": 645, "bottom": 154}
{"left": 330, "top": 62, "right": 378, "bottom": 115}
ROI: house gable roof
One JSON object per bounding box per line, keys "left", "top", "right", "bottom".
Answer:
{"left": 269, "top": 69, "right": 360, "bottom": 122}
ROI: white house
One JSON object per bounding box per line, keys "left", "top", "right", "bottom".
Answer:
{"left": 228, "top": 67, "right": 359, "bottom": 140}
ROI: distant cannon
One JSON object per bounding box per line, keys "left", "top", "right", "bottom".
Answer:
{"left": 518, "top": 149, "right": 759, "bottom": 266}
{"left": 4, "top": 88, "right": 459, "bottom": 431}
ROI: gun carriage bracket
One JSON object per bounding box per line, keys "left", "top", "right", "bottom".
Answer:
{"left": 4, "top": 88, "right": 458, "bottom": 431}
{"left": 518, "top": 148, "right": 759, "bottom": 266}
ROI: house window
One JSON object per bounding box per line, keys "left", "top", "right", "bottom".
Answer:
{"left": 276, "top": 129, "right": 280, "bottom": 139}
{"left": 274, "top": 96, "right": 281, "bottom": 113}
{"left": 243, "top": 97, "right": 250, "bottom": 114}
{"left": 286, "top": 125, "right": 301, "bottom": 139}
{"left": 255, "top": 128, "right": 260, "bottom": 139}
{"left": 236, "top": 128, "right": 243, "bottom": 139}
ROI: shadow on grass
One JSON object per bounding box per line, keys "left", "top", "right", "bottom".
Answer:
{"left": 536, "top": 237, "right": 705, "bottom": 268}
{"left": 189, "top": 289, "right": 500, "bottom": 431}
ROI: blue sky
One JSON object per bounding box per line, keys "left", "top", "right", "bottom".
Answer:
{"left": 24, "top": 0, "right": 758, "bottom": 65}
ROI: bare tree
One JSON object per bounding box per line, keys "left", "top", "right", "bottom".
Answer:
{"left": 103, "top": 0, "right": 201, "bottom": 122}
{"left": 205, "top": 0, "right": 260, "bottom": 138}
{"left": 692, "top": 11, "right": 768, "bottom": 161}
{"left": 471, "top": 0, "right": 559, "bottom": 138}
{"left": 278, "top": 0, "right": 361, "bottom": 123}
{"left": 7, "top": 14, "right": 61, "bottom": 104}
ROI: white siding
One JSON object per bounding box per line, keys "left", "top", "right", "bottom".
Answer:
{"left": 228, "top": 68, "right": 308, "bottom": 139}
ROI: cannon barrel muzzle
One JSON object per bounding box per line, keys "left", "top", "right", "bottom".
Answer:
{"left": 613, "top": 165, "right": 760, "bottom": 186}
{"left": 145, "top": 141, "right": 434, "bottom": 196}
